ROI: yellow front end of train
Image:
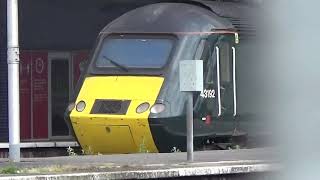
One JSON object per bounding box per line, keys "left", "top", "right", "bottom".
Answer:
{"left": 70, "top": 76, "right": 164, "bottom": 154}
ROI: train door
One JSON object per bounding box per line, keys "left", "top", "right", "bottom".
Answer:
{"left": 215, "top": 35, "right": 237, "bottom": 118}
{"left": 48, "top": 52, "right": 73, "bottom": 139}
{"left": 194, "top": 34, "right": 237, "bottom": 132}
{"left": 212, "top": 35, "right": 238, "bottom": 134}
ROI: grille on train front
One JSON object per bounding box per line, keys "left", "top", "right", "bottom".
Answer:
{"left": 90, "top": 99, "right": 131, "bottom": 115}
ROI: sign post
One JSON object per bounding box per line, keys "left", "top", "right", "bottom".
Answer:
{"left": 179, "top": 60, "right": 203, "bottom": 162}
{"left": 7, "top": 0, "right": 21, "bottom": 162}
{"left": 186, "top": 92, "right": 193, "bottom": 161}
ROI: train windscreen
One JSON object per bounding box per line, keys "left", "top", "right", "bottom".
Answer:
{"left": 95, "top": 36, "right": 174, "bottom": 70}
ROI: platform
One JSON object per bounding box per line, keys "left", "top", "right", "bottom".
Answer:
{"left": 0, "top": 148, "right": 280, "bottom": 179}
{"left": 0, "top": 142, "right": 78, "bottom": 149}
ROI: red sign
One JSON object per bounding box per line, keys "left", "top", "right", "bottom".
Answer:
{"left": 19, "top": 51, "right": 32, "bottom": 139}
{"left": 31, "top": 51, "right": 48, "bottom": 139}
{"left": 19, "top": 50, "right": 90, "bottom": 140}
{"left": 72, "top": 51, "right": 89, "bottom": 87}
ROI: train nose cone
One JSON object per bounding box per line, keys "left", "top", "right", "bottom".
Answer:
{"left": 70, "top": 76, "right": 164, "bottom": 154}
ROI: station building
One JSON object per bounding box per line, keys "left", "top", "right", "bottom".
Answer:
{"left": 0, "top": 0, "right": 162, "bottom": 144}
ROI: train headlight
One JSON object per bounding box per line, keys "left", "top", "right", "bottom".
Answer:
{"left": 76, "top": 101, "right": 86, "bottom": 112}
{"left": 136, "top": 102, "right": 150, "bottom": 114}
{"left": 67, "top": 102, "right": 75, "bottom": 112}
{"left": 150, "top": 103, "right": 165, "bottom": 114}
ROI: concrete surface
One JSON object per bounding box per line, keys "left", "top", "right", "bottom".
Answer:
{"left": 0, "top": 148, "right": 280, "bottom": 179}
{"left": 0, "top": 142, "right": 79, "bottom": 149}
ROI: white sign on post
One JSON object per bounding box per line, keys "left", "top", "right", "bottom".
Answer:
{"left": 179, "top": 60, "right": 204, "bottom": 162}
{"left": 179, "top": 60, "right": 203, "bottom": 92}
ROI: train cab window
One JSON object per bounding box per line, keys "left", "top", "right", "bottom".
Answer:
{"left": 95, "top": 36, "right": 174, "bottom": 69}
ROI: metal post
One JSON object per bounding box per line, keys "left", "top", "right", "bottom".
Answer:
{"left": 187, "top": 92, "right": 193, "bottom": 161}
{"left": 7, "top": 0, "right": 20, "bottom": 162}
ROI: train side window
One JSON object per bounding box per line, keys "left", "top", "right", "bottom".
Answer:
{"left": 193, "top": 38, "right": 214, "bottom": 110}
{"left": 194, "top": 39, "right": 213, "bottom": 85}
{"left": 193, "top": 39, "right": 206, "bottom": 107}
{"left": 194, "top": 39, "right": 206, "bottom": 59}
{"left": 219, "top": 41, "right": 232, "bottom": 83}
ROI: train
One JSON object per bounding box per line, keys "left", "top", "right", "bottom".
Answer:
{"left": 64, "top": 0, "right": 258, "bottom": 154}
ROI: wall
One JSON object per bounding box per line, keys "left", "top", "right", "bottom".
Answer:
{"left": 18, "top": 0, "right": 160, "bottom": 50}
{"left": 0, "top": 0, "right": 8, "bottom": 142}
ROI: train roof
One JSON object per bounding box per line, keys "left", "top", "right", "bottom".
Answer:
{"left": 100, "top": 3, "right": 234, "bottom": 35}
{"left": 194, "top": 0, "right": 258, "bottom": 37}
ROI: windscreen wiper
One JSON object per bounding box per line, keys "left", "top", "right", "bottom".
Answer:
{"left": 103, "top": 56, "right": 129, "bottom": 72}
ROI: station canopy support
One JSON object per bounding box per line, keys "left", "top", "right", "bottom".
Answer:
{"left": 7, "top": 0, "right": 21, "bottom": 162}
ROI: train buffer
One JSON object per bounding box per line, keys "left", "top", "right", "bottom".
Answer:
{"left": 0, "top": 148, "right": 280, "bottom": 179}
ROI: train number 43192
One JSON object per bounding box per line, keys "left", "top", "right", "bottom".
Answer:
{"left": 200, "top": 89, "right": 215, "bottom": 98}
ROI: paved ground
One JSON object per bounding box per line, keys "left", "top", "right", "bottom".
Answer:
{"left": 0, "top": 148, "right": 280, "bottom": 179}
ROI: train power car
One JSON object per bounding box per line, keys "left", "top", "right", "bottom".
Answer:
{"left": 65, "top": 1, "right": 256, "bottom": 154}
